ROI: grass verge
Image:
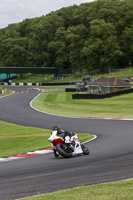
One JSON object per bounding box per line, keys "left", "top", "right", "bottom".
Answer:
{"left": 32, "top": 91, "right": 133, "bottom": 119}
{"left": 0, "top": 120, "right": 93, "bottom": 158}
{"left": 0, "top": 85, "right": 5, "bottom": 90}
{"left": 0, "top": 89, "right": 13, "bottom": 97}
{"left": 10, "top": 67, "right": 133, "bottom": 83}
{"left": 19, "top": 179, "right": 133, "bottom": 200}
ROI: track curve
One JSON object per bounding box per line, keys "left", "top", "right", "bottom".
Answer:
{"left": 0, "top": 86, "right": 133, "bottom": 200}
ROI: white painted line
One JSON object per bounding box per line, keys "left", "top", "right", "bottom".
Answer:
{"left": 0, "top": 92, "right": 14, "bottom": 99}
{"left": 124, "top": 178, "right": 133, "bottom": 181}
{"left": 27, "top": 150, "right": 53, "bottom": 154}
{"left": 0, "top": 157, "right": 24, "bottom": 162}
{"left": 82, "top": 134, "right": 97, "bottom": 144}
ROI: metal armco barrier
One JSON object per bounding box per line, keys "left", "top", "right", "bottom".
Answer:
{"left": 1, "top": 82, "right": 76, "bottom": 86}
{"left": 65, "top": 88, "right": 87, "bottom": 92}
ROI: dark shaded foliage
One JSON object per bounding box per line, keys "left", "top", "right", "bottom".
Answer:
{"left": 0, "top": 0, "right": 133, "bottom": 73}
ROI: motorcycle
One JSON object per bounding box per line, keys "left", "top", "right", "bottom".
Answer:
{"left": 48, "top": 129, "right": 89, "bottom": 158}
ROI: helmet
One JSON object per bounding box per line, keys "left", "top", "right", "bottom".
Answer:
{"left": 52, "top": 126, "right": 64, "bottom": 135}
{"left": 53, "top": 126, "right": 61, "bottom": 131}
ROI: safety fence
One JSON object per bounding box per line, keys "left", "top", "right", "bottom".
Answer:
{"left": 65, "top": 88, "right": 87, "bottom": 92}
{"left": 72, "top": 88, "right": 133, "bottom": 99}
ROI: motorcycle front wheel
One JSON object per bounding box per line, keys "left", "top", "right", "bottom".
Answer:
{"left": 56, "top": 143, "right": 72, "bottom": 158}
{"left": 81, "top": 144, "right": 90, "bottom": 155}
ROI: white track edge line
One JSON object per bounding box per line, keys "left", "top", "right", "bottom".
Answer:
{"left": 30, "top": 91, "right": 133, "bottom": 121}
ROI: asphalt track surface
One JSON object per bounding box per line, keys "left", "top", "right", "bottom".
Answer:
{"left": 0, "top": 86, "right": 133, "bottom": 200}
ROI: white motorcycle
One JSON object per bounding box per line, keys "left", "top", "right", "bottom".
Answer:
{"left": 48, "top": 129, "right": 89, "bottom": 158}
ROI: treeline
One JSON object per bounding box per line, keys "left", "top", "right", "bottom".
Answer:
{"left": 0, "top": 0, "right": 133, "bottom": 73}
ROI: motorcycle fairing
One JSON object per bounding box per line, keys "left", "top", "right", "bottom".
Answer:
{"left": 53, "top": 138, "right": 64, "bottom": 146}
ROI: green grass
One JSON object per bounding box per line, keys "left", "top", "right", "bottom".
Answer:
{"left": 19, "top": 179, "right": 133, "bottom": 200}
{"left": 12, "top": 74, "right": 81, "bottom": 83}
{"left": 0, "top": 85, "right": 5, "bottom": 90}
{"left": 10, "top": 66, "right": 133, "bottom": 83}
{"left": 0, "top": 88, "right": 13, "bottom": 97}
{"left": 0, "top": 121, "right": 50, "bottom": 157}
{"left": 43, "top": 88, "right": 65, "bottom": 92}
{"left": 97, "top": 67, "right": 133, "bottom": 79}
{"left": 32, "top": 91, "right": 133, "bottom": 119}
{"left": 0, "top": 120, "right": 93, "bottom": 158}
{"left": 12, "top": 74, "right": 47, "bottom": 83}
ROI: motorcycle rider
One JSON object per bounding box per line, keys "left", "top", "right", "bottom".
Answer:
{"left": 52, "top": 125, "right": 73, "bottom": 137}
{"left": 52, "top": 126, "right": 74, "bottom": 157}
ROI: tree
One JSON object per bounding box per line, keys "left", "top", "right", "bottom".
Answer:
{"left": 28, "top": 13, "right": 64, "bottom": 67}
{"left": 66, "top": 24, "right": 88, "bottom": 73}
{"left": 1, "top": 38, "right": 28, "bottom": 67}
{"left": 120, "top": 26, "right": 133, "bottom": 66}
{"left": 0, "top": 0, "right": 133, "bottom": 73}
{"left": 48, "top": 26, "right": 71, "bottom": 69}
{"left": 81, "top": 19, "right": 123, "bottom": 73}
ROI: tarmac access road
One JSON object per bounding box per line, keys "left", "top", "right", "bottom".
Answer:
{"left": 0, "top": 86, "right": 133, "bottom": 200}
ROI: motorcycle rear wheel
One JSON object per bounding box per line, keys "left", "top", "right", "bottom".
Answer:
{"left": 56, "top": 143, "right": 72, "bottom": 158}
{"left": 81, "top": 144, "right": 90, "bottom": 155}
